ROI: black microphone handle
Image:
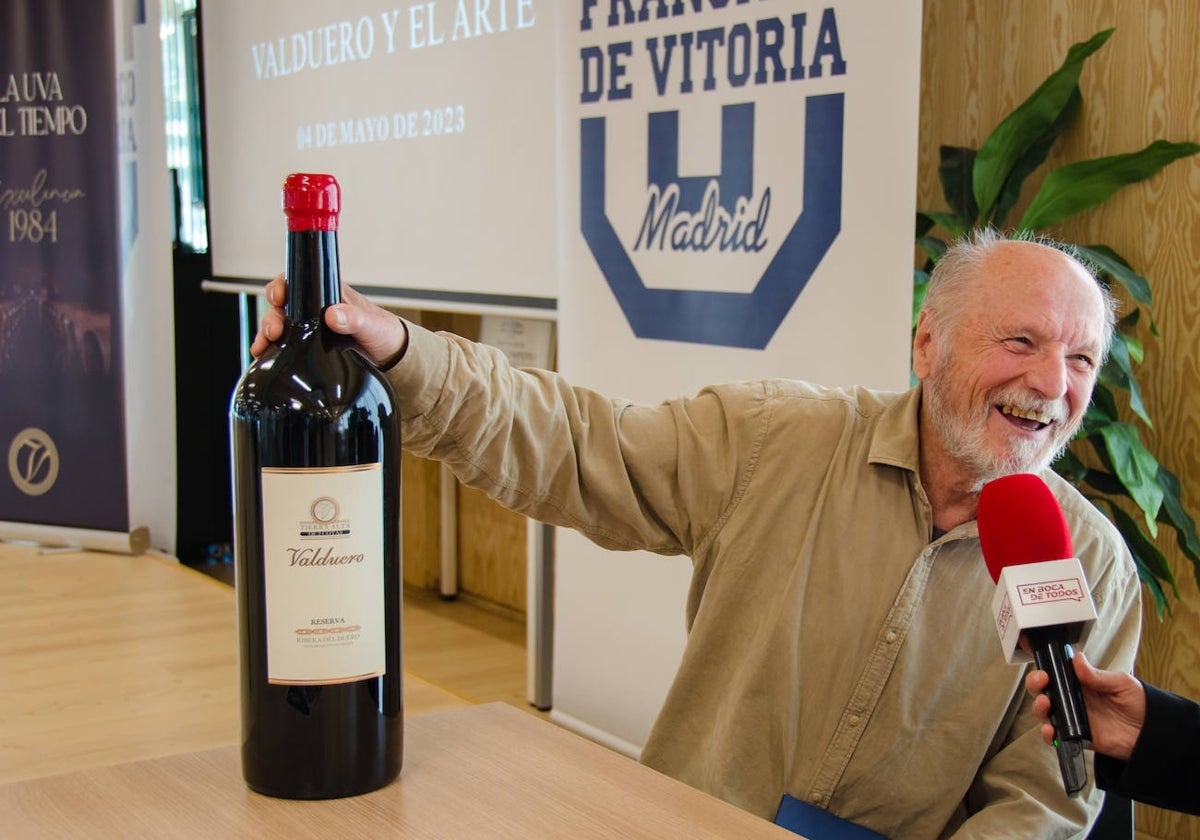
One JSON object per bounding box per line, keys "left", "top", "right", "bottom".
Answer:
{"left": 1028, "top": 624, "right": 1091, "bottom": 798}
{"left": 1027, "top": 625, "right": 1092, "bottom": 743}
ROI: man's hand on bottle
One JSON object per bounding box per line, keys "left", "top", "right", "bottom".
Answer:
{"left": 251, "top": 274, "right": 410, "bottom": 367}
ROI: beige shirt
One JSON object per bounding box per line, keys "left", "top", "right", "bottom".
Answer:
{"left": 389, "top": 322, "right": 1143, "bottom": 839}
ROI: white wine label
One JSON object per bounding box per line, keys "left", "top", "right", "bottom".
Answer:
{"left": 260, "top": 464, "right": 386, "bottom": 685}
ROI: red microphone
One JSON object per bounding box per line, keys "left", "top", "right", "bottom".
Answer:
{"left": 978, "top": 473, "right": 1073, "bottom": 582}
{"left": 978, "top": 473, "right": 1096, "bottom": 798}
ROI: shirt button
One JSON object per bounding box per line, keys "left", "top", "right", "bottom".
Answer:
{"left": 885, "top": 630, "right": 898, "bottom": 644}
{"left": 849, "top": 714, "right": 861, "bottom": 727}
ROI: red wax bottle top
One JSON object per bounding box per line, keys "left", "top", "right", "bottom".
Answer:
{"left": 283, "top": 173, "right": 340, "bottom": 232}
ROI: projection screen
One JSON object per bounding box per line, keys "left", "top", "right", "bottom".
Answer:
{"left": 200, "top": 0, "right": 559, "bottom": 314}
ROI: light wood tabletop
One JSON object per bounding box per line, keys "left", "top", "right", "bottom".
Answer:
{"left": 0, "top": 542, "right": 798, "bottom": 837}
{"left": 0, "top": 702, "right": 797, "bottom": 838}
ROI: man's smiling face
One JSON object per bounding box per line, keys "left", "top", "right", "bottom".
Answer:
{"left": 914, "top": 240, "right": 1109, "bottom": 488}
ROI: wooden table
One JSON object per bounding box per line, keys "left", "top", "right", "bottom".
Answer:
{"left": 0, "top": 543, "right": 797, "bottom": 837}
{"left": 0, "top": 702, "right": 796, "bottom": 838}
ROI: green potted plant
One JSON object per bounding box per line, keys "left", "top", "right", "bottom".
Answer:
{"left": 914, "top": 28, "right": 1200, "bottom": 616}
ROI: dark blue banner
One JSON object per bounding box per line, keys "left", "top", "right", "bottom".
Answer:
{"left": 0, "top": 0, "right": 129, "bottom": 531}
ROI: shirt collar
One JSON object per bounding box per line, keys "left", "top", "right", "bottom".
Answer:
{"left": 869, "top": 383, "right": 984, "bottom": 542}
{"left": 868, "top": 383, "right": 923, "bottom": 474}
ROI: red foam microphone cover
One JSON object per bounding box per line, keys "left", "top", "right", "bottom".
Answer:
{"left": 977, "top": 473, "right": 1074, "bottom": 583}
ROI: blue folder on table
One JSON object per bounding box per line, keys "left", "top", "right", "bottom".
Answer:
{"left": 774, "top": 794, "right": 890, "bottom": 839}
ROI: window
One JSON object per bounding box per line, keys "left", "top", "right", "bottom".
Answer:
{"left": 160, "top": 0, "right": 207, "bottom": 252}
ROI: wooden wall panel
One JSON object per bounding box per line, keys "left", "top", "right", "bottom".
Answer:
{"left": 920, "top": 2, "right": 1200, "bottom": 836}
{"left": 401, "top": 451, "right": 441, "bottom": 591}
{"left": 457, "top": 484, "right": 529, "bottom": 614}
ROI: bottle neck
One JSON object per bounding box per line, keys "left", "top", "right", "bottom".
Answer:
{"left": 285, "top": 229, "right": 341, "bottom": 323}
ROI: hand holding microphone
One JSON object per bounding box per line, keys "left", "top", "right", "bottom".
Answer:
{"left": 1026, "top": 651, "right": 1148, "bottom": 762}
{"left": 977, "top": 473, "right": 1098, "bottom": 798}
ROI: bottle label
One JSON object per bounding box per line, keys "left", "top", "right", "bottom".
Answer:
{"left": 260, "top": 464, "right": 386, "bottom": 685}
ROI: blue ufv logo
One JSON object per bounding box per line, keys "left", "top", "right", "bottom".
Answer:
{"left": 580, "top": 93, "right": 844, "bottom": 349}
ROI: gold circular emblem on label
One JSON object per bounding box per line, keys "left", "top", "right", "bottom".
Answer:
{"left": 311, "top": 496, "right": 339, "bottom": 522}
{"left": 8, "top": 427, "right": 60, "bottom": 497}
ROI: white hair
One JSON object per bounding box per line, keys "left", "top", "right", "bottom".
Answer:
{"left": 921, "top": 228, "right": 1119, "bottom": 362}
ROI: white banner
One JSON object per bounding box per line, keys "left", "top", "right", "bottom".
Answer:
{"left": 553, "top": 0, "right": 923, "bottom": 751}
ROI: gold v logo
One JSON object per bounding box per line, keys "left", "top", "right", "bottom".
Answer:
{"left": 8, "top": 427, "right": 59, "bottom": 496}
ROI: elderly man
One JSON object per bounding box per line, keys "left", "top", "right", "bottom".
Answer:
{"left": 252, "top": 230, "right": 1142, "bottom": 838}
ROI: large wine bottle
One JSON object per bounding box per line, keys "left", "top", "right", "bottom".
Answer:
{"left": 228, "top": 173, "right": 402, "bottom": 799}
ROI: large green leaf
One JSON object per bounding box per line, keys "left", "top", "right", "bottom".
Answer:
{"left": 937, "top": 146, "right": 978, "bottom": 226}
{"left": 1140, "top": 570, "right": 1170, "bottom": 619}
{"left": 1081, "top": 466, "right": 1127, "bottom": 498}
{"left": 992, "top": 88, "right": 1082, "bottom": 227}
{"left": 1059, "top": 434, "right": 1184, "bottom": 619}
{"left": 916, "top": 236, "right": 947, "bottom": 265}
{"left": 1098, "top": 335, "right": 1151, "bottom": 425}
{"left": 1090, "top": 423, "right": 1163, "bottom": 534}
{"left": 1121, "top": 332, "right": 1144, "bottom": 366}
{"left": 1156, "top": 466, "right": 1200, "bottom": 584}
{"left": 1018, "top": 140, "right": 1200, "bottom": 230}
{"left": 973, "top": 28, "right": 1114, "bottom": 221}
{"left": 917, "top": 210, "right": 964, "bottom": 240}
{"left": 1117, "top": 306, "right": 1158, "bottom": 342}
{"left": 1087, "top": 383, "right": 1121, "bottom": 424}
{"left": 1093, "top": 497, "right": 1178, "bottom": 617}
{"left": 1052, "top": 447, "right": 1088, "bottom": 485}
{"left": 1076, "top": 244, "right": 1152, "bottom": 306}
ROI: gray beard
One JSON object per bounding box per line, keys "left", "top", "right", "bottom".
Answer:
{"left": 923, "top": 376, "right": 1074, "bottom": 490}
